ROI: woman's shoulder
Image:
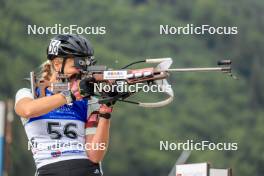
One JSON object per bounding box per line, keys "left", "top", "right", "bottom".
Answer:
{"left": 16, "top": 88, "right": 31, "bottom": 93}
{"left": 16, "top": 88, "right": 32, "bottom": 96}
{"left": 15, "top": 88, "right": 34, "bottom": 104}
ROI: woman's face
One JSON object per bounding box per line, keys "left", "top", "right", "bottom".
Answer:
{"left": 63, "top": 58, "right": 80, "bottom": 76}
{"left": 53, "top": 57, "right": 80, "bottom": 77}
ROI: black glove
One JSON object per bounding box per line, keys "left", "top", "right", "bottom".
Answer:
{"left": 79, "top": 77, "right": 95, "bottom": 97}
{"left": 99, "top": 86, "right": 120, "bottom": 106}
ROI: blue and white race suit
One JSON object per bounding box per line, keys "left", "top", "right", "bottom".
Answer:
{"left": 15, "top": 88, "right": 100, "bottom": 169}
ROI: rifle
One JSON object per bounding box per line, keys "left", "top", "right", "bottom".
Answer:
{"left": 29, "top": 58, "right": 236, "bottom": 108}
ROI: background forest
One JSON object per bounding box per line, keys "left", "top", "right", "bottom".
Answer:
{"left": 0, "top": 0, "right": 264, "bottom": 175}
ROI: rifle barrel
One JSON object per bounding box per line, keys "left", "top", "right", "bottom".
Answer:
{"left": 164, "top": 67, "right": 229, "bottom": 72}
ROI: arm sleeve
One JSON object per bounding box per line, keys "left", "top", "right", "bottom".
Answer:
{"left": 14, "top": 88, "right": 33, "bottom": 125}
{"left": 85, "top": 96, "right": 100, "bottom": 135}
{"left": 85, "top": 112, "right": 99, "bottom": 135}
{"left": 15, "top": 88, "right": 33, "bottom": 107}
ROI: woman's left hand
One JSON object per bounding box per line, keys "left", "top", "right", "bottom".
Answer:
{"left": 71, "top": 78, "right": 95, "bottom": 100}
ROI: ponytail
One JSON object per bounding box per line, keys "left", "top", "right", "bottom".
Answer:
{"left": 40, "top": 60, "right": 53, "bottom": 81}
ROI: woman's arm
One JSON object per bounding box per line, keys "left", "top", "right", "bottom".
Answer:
{"left": 15, "top": 94, "right": 67, "bottom": 118}
{"left": 86, "top": 118, "right": 110, "bottom": 163}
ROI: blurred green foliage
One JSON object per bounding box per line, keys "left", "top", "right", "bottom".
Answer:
{"left": 1, "top": 0, "right": 264, "bottom": 175}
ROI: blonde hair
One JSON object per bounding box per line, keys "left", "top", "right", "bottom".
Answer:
{"left": 40, "top": 60, "right": 54, "bottom": 81}
{"left": 40, "top": 58, "right": 64, "bottom": 81}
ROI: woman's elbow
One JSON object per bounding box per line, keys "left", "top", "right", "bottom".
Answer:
{"left": 22, "top": 109, "right": 34, "bottom": 118}
{"left": 88, "top": 155, "right": 103, "bottom": 164}
{"left": 15, "top": 106, "right": 34, "bottom": 118}
{"left": 87, "top": 150, "right": 106, "bottom": 163}
{"left": 15, "top": 99, "right": 35, "bottom": 118}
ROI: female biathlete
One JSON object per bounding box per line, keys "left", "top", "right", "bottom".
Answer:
{"left": 15, "top": 34, "right": 113, "bottom": 176}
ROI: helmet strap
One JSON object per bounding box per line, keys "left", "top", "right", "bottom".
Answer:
{"left": 60, "top": 57, "right": 68, "bottom": 82}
